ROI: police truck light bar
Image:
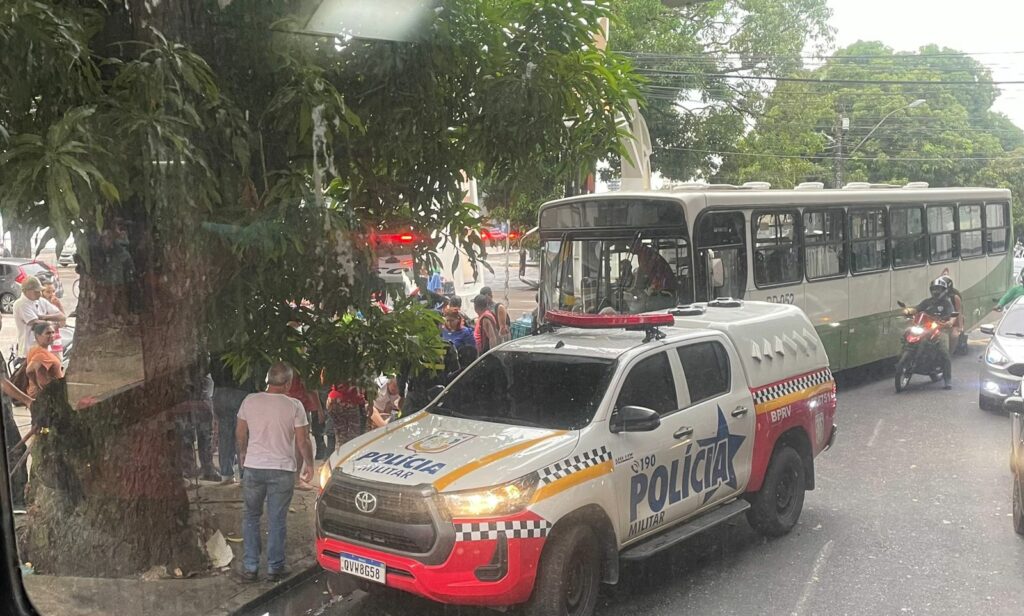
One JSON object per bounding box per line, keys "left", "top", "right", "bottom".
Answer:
{"left": 545, "top": 310, "right": 675, "bottom": 329}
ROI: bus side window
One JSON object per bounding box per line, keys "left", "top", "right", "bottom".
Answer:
{"left": 804, "top": 209, "right": 845, "bottom": 280}
{"left": 696, "top": 211, "right": 747, "bottom": 300}
{"left": 753, "top": 211, "right": 801, "bottom": 287}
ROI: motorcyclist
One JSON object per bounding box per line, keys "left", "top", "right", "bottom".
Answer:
{"left": 939, "top": 275, "right": 967, "bottom": 355}
{"left": 906, "top": 277, "right": 956, "bottom": 390}
{"left": 995, "top": 270, "right": 1024, "bottom": 312}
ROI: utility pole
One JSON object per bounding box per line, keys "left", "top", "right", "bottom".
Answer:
{"left": 834, "top": 113, "right": 848, "bottom": 188}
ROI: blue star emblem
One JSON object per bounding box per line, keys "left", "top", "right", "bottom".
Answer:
{"left": 696, "top": 407, "right": 747, "bottom": 503}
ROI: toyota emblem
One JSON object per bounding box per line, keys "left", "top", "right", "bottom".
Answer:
{"left": 354, "top": 491, "right": 378, "bottom": 514}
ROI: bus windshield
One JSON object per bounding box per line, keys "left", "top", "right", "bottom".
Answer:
{"left": 541, "top": 235, "right": 694, "bottom": 315}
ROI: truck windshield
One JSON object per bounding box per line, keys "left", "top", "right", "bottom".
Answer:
{"left": 429, "top": 351, "right": 616, "bottom": 430}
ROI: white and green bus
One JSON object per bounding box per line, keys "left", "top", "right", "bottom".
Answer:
{"left": 536, "top": 182, "right": 1013, "bottom": 371}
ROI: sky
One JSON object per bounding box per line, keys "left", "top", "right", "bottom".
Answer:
{"left": 828, "top": 0, "right": 1024, "bottom": 127}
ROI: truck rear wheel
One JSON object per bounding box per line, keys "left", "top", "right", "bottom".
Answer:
{"left": 524, "top": 525, "right": 600, "bottom": 616}
{"left": 747, "top": 446, "right": 806, "bottom": 537}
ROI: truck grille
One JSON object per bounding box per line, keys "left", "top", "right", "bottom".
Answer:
{"left": 321, "top": 478, "right": 433, "bottom": 525}
{"left": 320, "top": 519, "right": 429, "bottom": 553}
{"left": 318, "top": 475, "right": 443, "bottom": 555}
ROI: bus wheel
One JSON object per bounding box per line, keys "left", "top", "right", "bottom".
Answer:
{"left": 894, "top": 356, "right": 913, "bottom": 393}
{"left": 524, "top": 525, "right": 600, "bottom": 616}
{"left": 746, "top": 445, "right": 806, "bottom": 537}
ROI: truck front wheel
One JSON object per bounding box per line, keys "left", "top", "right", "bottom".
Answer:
{"left": 524, "top": 525, "right": 600, "bottom": 616}
{"left": 747, "top": 445, "right": 806, "bottom": 537}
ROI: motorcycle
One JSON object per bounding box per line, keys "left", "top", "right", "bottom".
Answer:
{"left": 894, "top": 301, "right": 957, "bottom": 393}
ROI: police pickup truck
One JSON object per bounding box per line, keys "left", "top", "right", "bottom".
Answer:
{"left": 316, "top": 300, "right": 838, "bottom": 616}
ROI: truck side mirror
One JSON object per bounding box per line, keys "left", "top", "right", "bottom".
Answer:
{"left": 980, "top": 324, "right": 995, "bottom": 335}
{"left": 610, "top": 405, "right": 661, "bottom": 433}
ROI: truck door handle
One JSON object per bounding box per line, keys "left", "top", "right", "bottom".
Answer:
{"left": 673, "top": 426, "right": 693, "bottom": 440}
{"left": 731, "top": 406, "right": 749, "bottom": 418}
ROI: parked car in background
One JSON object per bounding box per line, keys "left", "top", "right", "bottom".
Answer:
{"left": 479, "top": 226, "right": 507, "bottom": 245}
{"left": 0, "top": 259, "right": 64, "bottom": 313}
{"left": 979, "top": 299, "right": 1024, "bottom": 410}
{"left": 59, "top": 241, "right": 76, "bottom": 267}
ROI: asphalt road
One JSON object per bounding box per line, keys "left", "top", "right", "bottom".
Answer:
{"left": 245, "top": 331, "right": 1024, "bottom": 616}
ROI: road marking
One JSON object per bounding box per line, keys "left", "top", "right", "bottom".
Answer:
{"left": 791, "top": 539, "right": 834, "bottom": 616}
{"left": 866, "top": 419, "right": 884, "bottom": 448}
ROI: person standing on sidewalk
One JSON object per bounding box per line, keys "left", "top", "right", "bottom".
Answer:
{"left": 472, "top": 294, "right": 500, "bottom": 355}
{"left": 211, "top": 358, "right": 251, "bottom": 485}
{"left": 235, "top": 362, "right": 314, "bottom": 582}
{"left": 13, "top": 277, "right": 65, "bottom": 359}
{"left": 1, "top": 316, "right": 33, "bottom": 514}
{"left": 480, "top": 286, "right": 511, "bottom": 342}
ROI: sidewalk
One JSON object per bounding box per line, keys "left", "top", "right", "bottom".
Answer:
{"left": 19, "top": 477, "right": 323, "bottom": 616}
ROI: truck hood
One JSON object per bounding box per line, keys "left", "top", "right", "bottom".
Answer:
{"left": 334, "top": 411, "right": 580, "bottom": 492}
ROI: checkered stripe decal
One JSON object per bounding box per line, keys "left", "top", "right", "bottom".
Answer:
{"left": 455, "top": 519, "right": 551, "bottom": 542}
{"left": 752, "top": 369, "right": 833, "bottom": 406}
{"left": 538, "top": 446, "right": 613, "bottom": 485}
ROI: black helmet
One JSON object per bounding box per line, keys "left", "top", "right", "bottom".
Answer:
{"left": 930, "top": 277, "right": 950, "bottom": 295}
{"left": 939, "top": 275, "right": 953, "bottom": 289}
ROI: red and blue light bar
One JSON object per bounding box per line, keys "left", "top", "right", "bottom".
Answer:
{"left": 545, "top": 310, "right": 675, "bottom": 329}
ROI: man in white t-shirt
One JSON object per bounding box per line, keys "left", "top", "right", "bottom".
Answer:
{"left": 13, "top": 277, "right": 65, "bottom": 358}
{"left": 235, "top": 362, "right": 313, "bottom": 582}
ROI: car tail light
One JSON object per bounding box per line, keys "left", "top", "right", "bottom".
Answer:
{"left": 14, "top": 267, "right": 26, "bottom": 284}
{"left": 480, "top": 229, "right": 492, "bottom": 241}
{"left": 375, "top": 232, "right": 418, "bottom": 245}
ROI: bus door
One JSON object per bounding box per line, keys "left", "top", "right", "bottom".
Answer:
{"left": 694, "top": 211, "right": 747, "bottom": 302}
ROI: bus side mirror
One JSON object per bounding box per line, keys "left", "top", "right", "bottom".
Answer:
{"left": 711, "top": 258, "right": 725, "bottom": 288}
{"left": 980, "top": 324, "right": 995, "bottom": 335}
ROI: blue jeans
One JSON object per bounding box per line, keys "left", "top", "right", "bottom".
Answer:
{"left": 242, "top": 468, "right": 295, "bottom": 573}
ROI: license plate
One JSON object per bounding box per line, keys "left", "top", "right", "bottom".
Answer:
{"left": 340, "top": 552, "right": 386, "bottom": 584}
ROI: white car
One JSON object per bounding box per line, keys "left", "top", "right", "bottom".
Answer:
{"left": 315, "top": 301, "right": 837, "bottom": 616}
{"left": 58, "top": 241, "right": 76, "bottom": 267}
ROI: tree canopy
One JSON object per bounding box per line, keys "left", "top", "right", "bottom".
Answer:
{"left": 0, "top": 0, "right": 642, "bottom": 576}
{"left": 609, "top": 0, "right": 833, "bottom": 182}
{"left": 715, "top": 42, "right": 1024, "bottom": 226}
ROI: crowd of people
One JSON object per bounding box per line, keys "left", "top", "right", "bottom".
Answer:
{"left": 0, "top": 264, "right": 520, "bottom": 579}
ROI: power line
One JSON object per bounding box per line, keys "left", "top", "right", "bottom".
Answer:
{"left": 634, "top": 70, "right": 1024, "bottom": 86}
{"left": 657, "top": 146, "right": 1024, "bottom": 162}
{"left": 621, "top": 50, "right": 1024, "bottom": 61}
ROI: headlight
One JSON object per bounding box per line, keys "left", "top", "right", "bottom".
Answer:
{"left": 318, "top": 463, "right": 334, "bottom": 493}
{"left": 442, "top": 473, "right": 539, "bottom": 518}
{"left": 987, "top": 346, "right": 1009, "bottom": 366}
{"left": 909, "top": 326, "right": 925, "bottom": 336}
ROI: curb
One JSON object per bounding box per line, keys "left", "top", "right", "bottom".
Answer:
{"left": 211, "top": 559, "right": 320, "bottom": 616}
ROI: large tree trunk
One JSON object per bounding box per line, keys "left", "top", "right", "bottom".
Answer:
{"left": 8, "top": 218, "right": 34, "bottom": 258}
{"left": 21, "top": 207, "right": 211, "bottom": 577}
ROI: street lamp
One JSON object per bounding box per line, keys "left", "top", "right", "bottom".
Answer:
{"left": 847, "top": 99, "right": 926, "bottom": 158}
